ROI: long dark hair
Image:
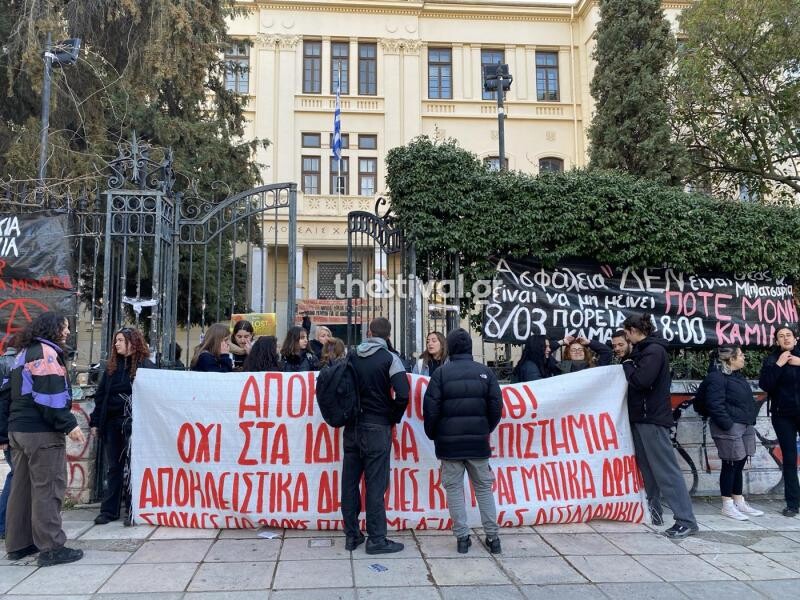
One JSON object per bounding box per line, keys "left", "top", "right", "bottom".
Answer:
{"left": 190, "top": 323, "right": 230, "bottom": 368}
{"left": 280, "top": 326, "right": 307, "bottom": 358}
{"left": 15, "top": 312, "right": 68, "bottom": 350}
{"left": 107, "top": 327, "right": 151, "bottom": 378}
{"left": 420, "top": 331, "right": 447, "bottom": 365}
{"left": 513, "top": 335, "right": 549, "bottom": 379}
{"left": 243, "top": 336, "right": 281, "bottom": 372}
{"left": 232, "top": 319, "right": 254, "bottom": 341}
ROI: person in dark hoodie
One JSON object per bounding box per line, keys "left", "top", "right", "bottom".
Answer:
{"left": 423, "top": 328, "right": 503, "bottom": 554}
{"left": 0, "top": 312, "right": 85, "bottom": 566}
{"left": 90, "top": 327, "right": 154, "bottom": 525}
{"left": 511, "top": 335, "right": 560, "bottom": 382}
{"left": 622, "top": 313, "right": 698, "bottom": 539}
{"left": 342, "top": 317, "right": 410, "bottom": 555}
{"left": 758, "top": 324, "right": 800, "bottom": 517}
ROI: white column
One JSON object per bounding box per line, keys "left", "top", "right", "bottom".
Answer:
{"left": 526, "top": 45, "right": 537, "bottom": 101}
{"left": 250, "top": 247, "right": 268, "bottom": 313}
{"left": 471, "top": 46, "right": 482, "bottom": 101}
{"left": 321, "top": 37, "right": 331, "bottom": 96}
{"left": 381, "top": 39, "right": 402, "bottom": 152}
{"left": 462, "top": 44, "right": 473, "bottom": 99}
{"left": 515, "top": 45, "right": 527, "bottom": 100}
{"left": 349, "top": 38, "right": 359, "bottom": 95}
{"left": 276, "top": 38, "right": 299, "bottom": 182}
{"left": 254, "top": 36, "right": 278, "bottom": 183}
{"left": 452, "top": 44, "right": 463, "bottom": 100}
{"left": 505, "top": 45, "right": 517, "bottom": 101}
{"left": 402, "top": 41, "right": 423, "bottom": 143}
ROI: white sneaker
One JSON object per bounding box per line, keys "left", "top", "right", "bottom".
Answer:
{"left": 734, "top": 497, "right": 764, "bottom": 517}
{"left": 721, "top": 498, "right": 749, "bottom": 521}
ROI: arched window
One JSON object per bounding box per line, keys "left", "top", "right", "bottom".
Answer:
{"left": 539, "top": 157, "right": 564, "bottom": 173}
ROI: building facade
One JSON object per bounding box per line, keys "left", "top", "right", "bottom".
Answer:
{"left": 226, "top": 0, "right": 688, "bottom": 348}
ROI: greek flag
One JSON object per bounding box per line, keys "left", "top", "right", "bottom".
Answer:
{"left": 332, "top": 78, "right": 342, "bottom": 162}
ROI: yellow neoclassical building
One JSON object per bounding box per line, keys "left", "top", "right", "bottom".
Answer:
{"left": 225, "top": 0, "right": 689, "bottom": 342}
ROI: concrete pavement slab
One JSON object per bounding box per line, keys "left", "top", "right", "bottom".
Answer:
{"left": 417, "top": 534, "right": 490, "bottom": 558}
{"left": 746, "top": 534, "right": 800, "bottom": 553}
{"left": 283, "top": 529, "right": 346, "bottom": 538}
{"left": 272, "top": 590, "right": 354, "bottom": 600}
{"left": 597, "top": 582, "right": 689, "bottom": 599}
{"left": 485, "top": 534, "right": 556, "bottom": 557}
{"left": 676, "top": 533, "right": 756, "bottom": 554}
{"left": 8, "top": 564, "right": 118, "bottom": 595}
{"left": 427, "top": 557, "right": 509, "bottom": 586}
{"left": 352, "top": 557, "right": 431, "bottom": 587}
{"left": 62, "top": 521, "right": 93, "bottom": 540}
{"left": 566, "top": 554, "right": 661, "bottom": 583}
{"left": 699, "top": 552, "right": 800, "bottom": 580}
{"left": 440, "top": 584, "right": 524, "bottom": 599}
{"left": 188, "top": 562, "right": 274, "bottom": 592}
{"left": 539, "top": 533, "right": 624, "bottom": 555}
{"left": 185, "top": 592, "right": 271, "bottom": 600}
{"left": 358, "top": 587, "right": 437, "bottom": 600}
{"left": 753, "top": 515, "right": 800, "bottom": 531}
{"left": 748, "top": 580, "right": 800, "bottom": 600}
{"left": 218, "top": 529, "right": 266, "bottom": 539}
{"left": 761, "top": 552, "right": 800, "bottom": 573}
{"left": 205, "top": 539, "right": 281, "bottom": 562}
{"left": 273, "top": 559, "right": 352, "bottom": 589}
{"left": 279, "top": 536, "right": 353, "bottom": 560}
{"left": 605, "top": 532, "right": 689, "bottom": 555}
{"left": 778, "top": 530, "right": 800, "bottom": 543}
{"left": 497, "top": 556, "right": 585, "bottom": 585}
{"left": 696, "top": 515, "right": 766, "bottom": 532}
{"left": 350, "top": 541, "right": 422, "bottom": 560}
{"left": 520, "top": 584, "right": 607, "bottom": 600}
{"left": 533, "top": 522, "right": 594, "bottom": 534}
{"left": 588, "top": 520, "right": 651, "bottom": 533}
{"left": 634, "top": 553, "right": 733, "bottom": 581}
{"left": 129, "top": 539, "right": 214, "bottom": 563}
{"left": 0, "top": 566, "right": 37, "bottom": 594}
{"left": 150, "top": 527, "right": 219, "bottom": 540}
{"left": 79, "top": 522, "right": 156, "bottom": 540}
{"left": 0, "top": 596, "right": 89, "bottom": 600}
{"left": 98, "top": 562, "right": 198, "bottom": 593}
{"left": 74, "top": 549, "right": 131, "bottom": 564}
{"left": 95, "top": 595, "right": 184, "bottom": 600}
{"left": 674, "top": 580, "right": 768, "bottom": 600}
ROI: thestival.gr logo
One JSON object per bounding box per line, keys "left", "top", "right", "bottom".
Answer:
{"left": 0, "top": 216, "right": 21, "bottom": 258}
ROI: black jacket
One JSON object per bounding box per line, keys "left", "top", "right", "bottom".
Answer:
{"left": 759, "top": 347, "right": 800, "bottom": 416}
{"left": 704, "top": 370, "right": 756, "bottom": 430}
{"left": 622, "top": 334, "right": 673, "bottom": 427}
{"left": 281, "top": 351, "right": 320, "bottom": 372}
{"left": 90, "top": 357, "right": 155, "bottom": 431}
{"left": 309, "top": 339, "right": 324, "bottom": 360}
{"left": 192, "top": 351, "right": 233, "bottom": 373}
{"left": 352, "top": 337, "right": 410, "bottom": 425}
{"left": 423, "top": 329, "right": 502, "bottom": 459}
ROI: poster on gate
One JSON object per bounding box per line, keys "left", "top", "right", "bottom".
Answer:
{"left": 131, "top": 367, "right": 647, "bottom": 530}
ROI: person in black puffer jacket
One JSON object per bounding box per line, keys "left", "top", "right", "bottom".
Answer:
{"left": 704, "top": 345, "right": 763, "bottom": 521}
{"left": 280, "top": 326, "right": 320, "bottom": 372}
{"left": 423, "top": 328, "right": 502, "bottom": 555}
{"left": 759, "top": 324, "right": 800, "bottom": 517}
{"left": 622, "top": 313, "right": 697, "bottom": 539}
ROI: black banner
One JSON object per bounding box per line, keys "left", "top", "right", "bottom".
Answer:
{"left": 482, "top": 257, "right": 796, "bottom": 347}
{"left": 0, "top": 213, "right": 76, "bottom": 352}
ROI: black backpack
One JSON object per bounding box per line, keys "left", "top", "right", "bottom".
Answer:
{"left": 315, "top": 354, "right": 360, "bottom": 428}
{"left": 692, "top": 379, "right": 711, "bottom": 418}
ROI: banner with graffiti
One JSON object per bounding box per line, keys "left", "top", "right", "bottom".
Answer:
{"left": 0, "top": 213, "right": 75, "bottom": 352}
{"left": 131, "top": 367, "right": 647, "bottom": 530}
{"left": 483, "top": 257, "right": 797, "bottom": 347}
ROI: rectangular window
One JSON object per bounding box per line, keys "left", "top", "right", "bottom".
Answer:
{"left": 539, "top": 157, "right": 564, "bottom": 173}
{"left": 359, "top": 158, "right": 377, "bottom": 196}
{"left": 303, "top": 40, "right": 322, "bottom": 94}
{"left": 358, "top": 134, "right": 377, "bottom": 150}
{"left": 328, "top": 133, "right": 350, "bottom": 149}
{"left": 302, "top": 133, "right": 321, "bottom": 148}
{"left": 330, "top": 157, "right": 350, "bottom": 194}
{"left": 331, "top": 41, "right": 350, "bottom": 94}
{"left": 358, "top": 43, "right": 377, "bottom": 95}
{"left": 536, "top": 51, "right": 559, "bottom": 102}
{"left": 481, "top": 49, "right": 504, "bottom": 100}
{"left": 224, "top": 42, "right": 249, "bottom": 94}
{"left": 318, "top": 262, "right": 362, "bottom": 299}
{"left": 428, "top": 48, "right": 452, "bottom": 99}
{"left": 301, "top": 156, "right": 321, "bottom": 194}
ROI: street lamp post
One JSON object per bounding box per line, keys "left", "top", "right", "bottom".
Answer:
{"left": 37, "top": 35, "right": 82, "bottom": 189}
{"left": 483, "top": 63, "right": 513, "bottom": 171}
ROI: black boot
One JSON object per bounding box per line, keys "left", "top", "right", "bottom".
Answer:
{"left": 485, "top": 536, "right": 501, "bottom": 554}
{"left": 365, "top": 538, "right": 404, "bottom": 555}
{"left": 345, "top": 533, "right": 365, "bottom": 551}
{"left": 457, "top": 535, "right": 471, "bottom": 554}
{"left": 37, "top": 546, "right": 84, "bottom": 567}
{"left": 6, "top": 544, "right": 38, "bottom": 560}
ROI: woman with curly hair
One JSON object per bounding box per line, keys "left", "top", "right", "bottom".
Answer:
{"left": 89, "top": 327, "right": 153, "bottom": 525}
{"left": 190, "top": 324, "right": 233, "bottom": 372}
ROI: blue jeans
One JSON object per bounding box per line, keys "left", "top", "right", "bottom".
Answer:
{"left": 0, "top": 447, "right": 13, "bottom": 535}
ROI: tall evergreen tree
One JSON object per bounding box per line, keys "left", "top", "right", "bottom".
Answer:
{"left": 588, "top": 0, "right": 685, "bottom": 184}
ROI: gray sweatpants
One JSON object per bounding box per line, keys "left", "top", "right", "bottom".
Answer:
{"left": 632, "top": 423, "right": 697, "bottom": 528}
{"left": 6, "top": 431, "right": 68, "bottom": 553}
{"left": 441, "top": 458, "right": 499, "bottom": 539}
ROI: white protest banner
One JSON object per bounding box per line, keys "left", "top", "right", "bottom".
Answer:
{"left": 131, "top": 366, "right": 647, "bottom": 530}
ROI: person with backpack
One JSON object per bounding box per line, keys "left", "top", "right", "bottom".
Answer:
{"left": 758, "top": 325, "right": 800, "bottom": 517}
{"left": 341, "top": 317, "right": 409, "bottom": 554}
{"left": 622, "top": 313, "right": 698, "bottom": 538}
{"left": 423, "top": 328, "right": 503, "bottom": 554}
{"left": 700, "top": 345, "right": 763, "bottom": 520}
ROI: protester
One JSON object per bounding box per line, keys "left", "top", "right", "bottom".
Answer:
{"left": 321, "top": 337, "right": 346, "bottom": 367}
{"left": 610, "top": 330, "right": 632, "bottom": 363}
{"left": 0, "top": 312, "right": 85, "bottom": 566}
{"left": 412, "top": 331, "right": 448, "bottom": 376}
{"left": 557, "top": 335, "right": 613, "bottom": 373}
{"left": 90, "top": 327, "right": 154, "bottom": 525}
{"left": 511, "top": 334, "right": 560, "bottom": 382}
{"left": 280, "top": 326, "right": 320, "bottom": 372}
{"left": 242, "top": 336, "right": 282, "bottom": 372}
{"left": 229, "top": 320, "right": 255, "bottom": 370}
{"left": 423, "top": 328, "right": 503, "bottom": 554}
{"left": 190, "top": 324, "right": 233, "bottom": 372}
{"left": 309, "top": 326, "right": 332, "bottom": 360}
{"left": 703, "top": 345, "right": 763, "bottom": 520}
{"left": 342, "top": 317, "right": 409, "bottom": 554}
{"left": 0, "top": 342, "right": 19, "bottom": 539}
{"left": 622, "top": 313, "right": 698, "bottom": 538}
{"left": 758, "top": 325, "right": 800, "bottom": 517}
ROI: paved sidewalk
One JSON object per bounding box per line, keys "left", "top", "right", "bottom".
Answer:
{"left": 1, "top": 498, "right": 799, "bottom": 599}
